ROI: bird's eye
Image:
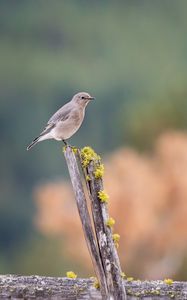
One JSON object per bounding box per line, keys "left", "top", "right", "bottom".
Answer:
{"left": 81, "top": 96, "right": 85, "bottom": 99}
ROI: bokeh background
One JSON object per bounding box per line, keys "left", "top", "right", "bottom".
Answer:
{"left": 0, "top": 0, "right": 187, "bottom": 280}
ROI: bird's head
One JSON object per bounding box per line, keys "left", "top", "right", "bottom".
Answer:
{"left": 72, "top": 92, "right": 95, "bottom": 106}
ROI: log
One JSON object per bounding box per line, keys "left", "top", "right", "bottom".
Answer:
{"left": 0, "top": 275, "right": 186, "bottom": 299}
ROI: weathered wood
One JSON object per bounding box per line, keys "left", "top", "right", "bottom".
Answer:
{"left": 0, "top": 275, "right": 186, "bottom": 299}
{"left": 65, "top": 147, "right": 126, "bottom": 299}
{"left": 63, "top": 146, "right": 109, "bottom": 299}
{"left": 85, "top": 160, "right": 126, "bottom": 300}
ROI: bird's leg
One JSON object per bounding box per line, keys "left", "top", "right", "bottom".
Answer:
{"left": 62, "top": 139, "right": 72, "bottom": 148}
{"left": 62, "top": 140, "right": 79, "bottom": 153}
{"left": 62, "top": 139, "right": 67, "bottom": 146}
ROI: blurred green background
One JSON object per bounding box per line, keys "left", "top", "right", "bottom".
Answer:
{"left": 0, "top": 0, "right": 187, "bottom": 279}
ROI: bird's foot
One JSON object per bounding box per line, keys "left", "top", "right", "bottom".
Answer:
{"left": 63, "top": 140, "right": 72, "bottom": 147}
{"left": 62, "top": 139, "right": 67, "bottom": 146}
{"left": 62, "top": 140, "right": 79, "bottom": 153}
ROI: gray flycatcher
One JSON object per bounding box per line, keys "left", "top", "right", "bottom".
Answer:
{"left": 27, "top": 92, "right": 94, "bottom": 150}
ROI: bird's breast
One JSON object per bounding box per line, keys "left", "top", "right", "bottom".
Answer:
{"left": 52, "top": 108, "right": 85, "bottom": 140}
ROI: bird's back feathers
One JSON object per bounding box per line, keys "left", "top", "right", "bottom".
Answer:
{"left": 48, "top": 102, "right": 72, "bottom": 125}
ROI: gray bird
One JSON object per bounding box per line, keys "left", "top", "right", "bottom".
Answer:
{"left": 27, "top": 92, "right": 94, "bottom": 150}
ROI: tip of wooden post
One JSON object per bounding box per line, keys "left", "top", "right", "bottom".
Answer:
{"left": 62, "top": 145, "right": 79, "bottom": 156}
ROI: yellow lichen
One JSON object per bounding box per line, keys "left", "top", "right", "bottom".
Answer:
{"left": 112, "top": 233, "right": 120, "bottom": 248}
{"left": 72, "top": 147, "right": 78, "bottom": 154}
{"left": 92, "top": 277, "right": 100, "bottom": 289}
{"left": 81, "top": 146, "right": 100, "bottom": 168}
{"left": 106, "top": 217, "right": 115, "bottom": 228}
{"left": 164, "top": 278, "right": 173, "bottom": 285}
{"left": 155, "top": 290, "right": 160, "bottom": 295}
{"left": 62, "top": 145, "right": 77, "bottom": 153}
{"left": 112, "top": 233, "right": 120, "bottom": 242}
{"left": 121, "top": 272, "right": 126, "bottom": 279}
{"left": 66, "top": 271, "right": 77, "bottom": 279}
{"left": 62, "top": 145, "right": 67, "bottom": 153}
{"left": 127, "top": 277, "right": 134, "bottom": 282}
{"left": 86, "top": 175, "right": 91, "bottom": 181}
{"left": 94, "top": 164, "right": 104, "bottom": 178}
{"left": 98, "top": 190, "right": 109, "bottom": 203}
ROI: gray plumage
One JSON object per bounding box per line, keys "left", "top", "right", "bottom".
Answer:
{"left": 27, "top": 92, "right": 94, "bottom": 150}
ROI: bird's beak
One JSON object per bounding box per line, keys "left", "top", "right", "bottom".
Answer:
{"left": 87, "top": 96, "right": 95, "bottom": 100}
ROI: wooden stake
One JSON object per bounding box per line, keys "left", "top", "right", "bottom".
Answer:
{"left": 64, "top": 146, "right": 126, "bottom": 299}
{"left": 80, "top": 156, "right": 127, "bottom": 300}
{"left": 64, "top": 146, "right": 109, "bottom": 299}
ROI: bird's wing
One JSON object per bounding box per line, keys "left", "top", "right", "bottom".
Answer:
{"left": 39, "top": 103, "right": 73, "bottom": 137}
{"left": 38, "top": 123, "right": 56, "bottom": 138}
{"left": 48, "top": 102, "right": 72, "bottom": 125}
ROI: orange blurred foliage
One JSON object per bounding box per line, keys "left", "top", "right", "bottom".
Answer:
{"left": 34, "top": 131, "right": 187, "bottom": 279}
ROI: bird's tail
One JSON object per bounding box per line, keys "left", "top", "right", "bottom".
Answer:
{"left": 27, "top": 136, "right": 40, "bottom": 150}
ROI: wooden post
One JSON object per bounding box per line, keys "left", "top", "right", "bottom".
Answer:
{"left": 85, "top": 160, "right": 126, "bottom": 299}
{"left": 64, "top": 146, "right": 127, "bottom": 299}
{"left": 64, "top": 146, "right": 109, "bottom": 299}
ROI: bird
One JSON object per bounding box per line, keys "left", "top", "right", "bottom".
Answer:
{"left": 27, "top": 92, "right": 95, "bottom": 150}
